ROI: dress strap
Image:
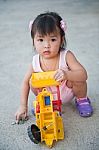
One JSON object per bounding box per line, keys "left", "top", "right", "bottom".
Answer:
{"left": 32, "top": 54, "right": 42, "bottom": 72}
{"left": 59, "top": 50, "right": 68, "bottom": 71}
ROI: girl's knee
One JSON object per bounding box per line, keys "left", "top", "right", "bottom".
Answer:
{"left": 73, "top": 81, "right": 87, "bottom": 87}
{"left": 66, "top": 80, "right": 73, "bottom": 88}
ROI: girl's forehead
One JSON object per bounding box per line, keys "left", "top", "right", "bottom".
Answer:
{"left": 35, "top": 31, "right": 60, "bottom": 37}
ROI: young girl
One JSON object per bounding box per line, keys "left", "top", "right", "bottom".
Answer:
{"left": 15, "top": 11, "right": 93, "bottom": 122}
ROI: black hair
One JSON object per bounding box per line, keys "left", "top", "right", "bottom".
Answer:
{"left": 31, "top": 12, "right": 66, "bottom": 50}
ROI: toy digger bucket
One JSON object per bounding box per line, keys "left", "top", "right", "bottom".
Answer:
{"left": 30, "top": 71, "right": 59, "bottom": 88}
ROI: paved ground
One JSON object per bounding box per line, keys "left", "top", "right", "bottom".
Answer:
{"left": 0, "top": 0, "right": 99, "bottom": 150}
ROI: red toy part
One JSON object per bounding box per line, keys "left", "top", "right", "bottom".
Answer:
{"left": 36, "top": 102, "right": 40, "bottom": 113}
{"left": 52, "top": 99, "right": 62, "bottom": 112}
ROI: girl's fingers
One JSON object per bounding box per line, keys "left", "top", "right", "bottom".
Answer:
{"left": 56, "top": 75, "right": 64, "bottom": 82}
{"left": 15, "top": 111, "right": 23, "bottom": 122}
{"left": 24, "top": 112, "right": 28, "bottom": 119}
{"left": 54, "top": 71, "right": 65, "bottom": 81}
{"left": 54, "top": 70, "right": 62, "bottom": 79}
{"left": 15, "top": 113, "right": 20, "bottom": 123}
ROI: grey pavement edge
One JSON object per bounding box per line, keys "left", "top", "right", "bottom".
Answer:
{"left": 0, "top": 0, "right": 99, "bottom": 150}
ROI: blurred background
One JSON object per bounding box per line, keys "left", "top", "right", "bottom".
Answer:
{"left": 0, "top": 0, "right": 99, "bottom": 150}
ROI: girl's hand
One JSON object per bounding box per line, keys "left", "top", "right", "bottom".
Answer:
{"left": 15, "top": 105, "right": 28, "bottom": 123}
{"left": 54, "top": 69, "right": 67, "bottom": 82}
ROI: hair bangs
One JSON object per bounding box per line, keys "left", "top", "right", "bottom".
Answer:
{"left": 36, "top": 16, "right": 58, "bottom": 36}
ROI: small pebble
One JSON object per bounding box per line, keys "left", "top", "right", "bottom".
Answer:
{"left": 11, "top": 117, "right": 28, "bottom": 125}
{"left": 11, "top": 121, "right": 17, "bottom": 125}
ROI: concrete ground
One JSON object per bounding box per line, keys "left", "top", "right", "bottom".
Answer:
{"left": 0, "top": 0, "right": 99, "bottom": 150}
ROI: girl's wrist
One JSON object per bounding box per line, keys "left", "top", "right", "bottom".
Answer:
{"left": 20, "top": 103, "right": 28, "bottom": 109}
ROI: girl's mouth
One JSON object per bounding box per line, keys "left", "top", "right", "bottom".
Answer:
{"left": 43, "top": 51, "right": 50, "bottom": 55}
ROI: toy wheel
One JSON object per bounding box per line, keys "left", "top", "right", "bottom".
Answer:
{"left": 27, "top": 124, "right": 41, "bottom": 144}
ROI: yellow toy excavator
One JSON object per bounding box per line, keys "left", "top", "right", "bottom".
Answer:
{"left": 27, "top": 71, "right": 64, "bottom": 148}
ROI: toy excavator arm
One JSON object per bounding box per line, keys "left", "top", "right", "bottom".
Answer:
{"left": 30, "top": 71, "right": 59, "bottom": 88}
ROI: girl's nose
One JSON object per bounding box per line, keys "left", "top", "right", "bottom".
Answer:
{"left": 44, "top": 41, "right": 50, "bottom": 48}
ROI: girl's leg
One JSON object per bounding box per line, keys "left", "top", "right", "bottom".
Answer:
{"left": 29, "top": 83, "right": 38, "bottom": 96}
{"left": 29, "top": 82, "right": 42, "bottom": 115}
{"left": 29, "top": 81, "right": 43, "bottom": 95}
{"left": 72, "top": 81, "right": 87, "bottom": 98}
{"left": 66, "top": 81, "right": 93, "bottom": 117}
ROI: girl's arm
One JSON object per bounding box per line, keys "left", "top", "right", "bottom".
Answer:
{"left": 20, "top": 64, "right": 33, "bottom": 107}
{"left": 15, "top": 64, "right": 33, "bottom": 122}
{"left": 65, "top": 50, "right": 87, "bottom": 82}
{"left": 54, "top": 50, "right": 87, "bottom": 82}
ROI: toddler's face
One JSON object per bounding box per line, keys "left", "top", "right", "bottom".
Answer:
{"left": 33, "top": 32, "right": 62, "bottom": 58}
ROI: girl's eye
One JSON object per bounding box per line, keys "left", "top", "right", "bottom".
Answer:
{"left": 51, "top": 38, "right": 56, "bottom": 42}
{"left": 38, "top": 39, "right": 43, "bottom": 42}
